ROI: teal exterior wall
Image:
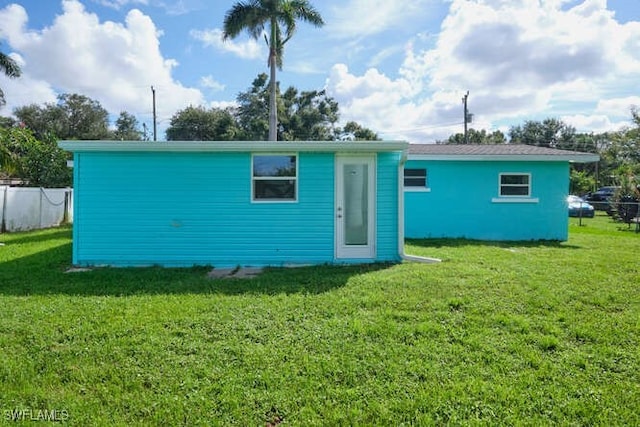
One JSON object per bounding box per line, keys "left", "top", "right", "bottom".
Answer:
{"left": 404, "top": 159, "right": 570, "bottom": 241}
{"left": 72, "top": 151, "right": 401, "bottom": 267}
{"left": 376, "top": 152, "right": 401, "bottom": 261}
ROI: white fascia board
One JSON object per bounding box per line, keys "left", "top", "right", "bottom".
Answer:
{"left": 407, "top": 154, "right": 600, "bottom": 163}
{"left": 59, "top": 140, "right": 409, "bottom": 153}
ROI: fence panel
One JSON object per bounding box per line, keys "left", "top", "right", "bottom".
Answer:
{"left": 1, "top": 187, "right": 72, "bottom": 232}
{"left": 0, "top": 186, "right": 5, "bottom": 228}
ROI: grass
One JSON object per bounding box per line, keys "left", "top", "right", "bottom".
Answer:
{"left": 0, "top": 214, "right": 638, "bottom": 425}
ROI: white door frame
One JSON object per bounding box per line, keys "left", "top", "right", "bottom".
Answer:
{"left": 335, "top": 155, "right": 376, "bottom": 259}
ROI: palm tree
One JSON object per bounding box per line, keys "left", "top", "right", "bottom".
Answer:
{"left": 0, "top": 47, "right": 22, "bottom": 108}
{"left": 223, "top": 0, "right": 324, "bottom": 141}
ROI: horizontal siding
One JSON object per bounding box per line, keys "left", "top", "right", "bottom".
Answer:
{"left": 375, "top": 152, "right": 401, "bottom": 261}
{"left": 74, "top": 152, "right": 336, "bottom": 266}
{"left": 404, "top": 160, "right": 569, "bottom": 241}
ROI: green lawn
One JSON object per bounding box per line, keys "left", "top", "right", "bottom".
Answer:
{"left": 0, "top": 215, "right": 638, "bottom": 425}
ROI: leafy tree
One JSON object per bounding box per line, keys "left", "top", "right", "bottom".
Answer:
{"left": 612, "top": 173, "right": 639, "bottom": 224}
{"left": 235, "top": 73, "right": 271, "bottom": 140}
{"left": 0, "top": 46, "right": 21, "bottom": 108}
{"left": 0, "top": 126, "right": 71, "bottom": 187}
{"left": 446, "top": 129, "right": 506, "bottom": 144}
{"left": 337, "top": 121, "right": 380, "bottom": 141}
{"left": 279, "top": 87, "right": 340, "bottom": 141}
{"left": 114, "top": 111, "right": 142, "bottom": 141}
{"left": 0, "top": 116, "right": 17, "bottom": 129}
{"left": 569, "top": 169, "right": 596, "bottom": 195}
{"left": 57, "top": 93, "right": 110, "bottom": 140}
{"left": 14, "top": 93, "right": 110, "bottom": 140}
{"left": 508, "top": 118, "right": 576, "bottom": 148}
{"left": 166, "top": 106, "right": 240, "bottom": 141}
{"left": 235, "top": 73, "right": 378, "bottom": 141}
{"left": 223, "top": 0, "right": 324, "bottom": 141}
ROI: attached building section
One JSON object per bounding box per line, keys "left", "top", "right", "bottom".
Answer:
{"left": 63, "top": 141, "right": 407, "bottom": 267}
{"left": 404, "top": 144, "right": 599, "bottom": 241}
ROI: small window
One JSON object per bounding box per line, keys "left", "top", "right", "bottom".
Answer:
{"left": 404, "top": 168, "right": 427, "bottom": 188}
{"left": 252, "top": 154, "right": 297, "bottom": 201}
{"left": 499, "top": 173, "right": 530, "bottom": 197}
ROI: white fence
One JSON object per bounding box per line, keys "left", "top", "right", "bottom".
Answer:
{"left": 0, "top": 187, "right": 73, "bottom": 232}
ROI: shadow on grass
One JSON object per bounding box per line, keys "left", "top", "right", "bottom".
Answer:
{"left": 406, "top": 238, "right": 583, "bottom": 250}
{"left": 0, "top": 227, "right": 72, "bottom": 245}
{"left": 0, "top": 242, "right": 392, "bottom": 297}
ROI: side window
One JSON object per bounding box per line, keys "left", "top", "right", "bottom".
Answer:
{"left": 499, "top": 173, "right": 530, "bottom": 197}
{"left": 252, "top": 154, "right": 297, "bottom": 202}
{"left": 404, "top": 168, "right": 427, "bottom": 189}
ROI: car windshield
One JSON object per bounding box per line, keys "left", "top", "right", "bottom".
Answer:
{"left": 567, "top": 195, "right": 584, "bottom": 203}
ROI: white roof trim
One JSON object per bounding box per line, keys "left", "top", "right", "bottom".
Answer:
{"left": 408, "top": 154, "right": 600, "bottom": 163}
{"left": 59, "top": 140, "right": 409, "bottom": 153}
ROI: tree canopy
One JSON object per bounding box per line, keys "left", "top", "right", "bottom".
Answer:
{"left": 166, "top": 106, "right": 240, "bottom": 141}
{"left": 166, "top": 73, "right": 379, "bottom": 142}
{"left": 0, "top": 46, "right": 21, "bottom": 108}
{"left": 14, "top": 94, "right": 111, "bottom": 140}
{"left": 0, "top": 126, "right": 71, "bottom": 187}
{"left": 114, "top": 111, "right": 143, "bottom": 141}
{"left": 223, "top": 0, "right": 324, "bottom": 140}
{"left": 445, "top": 129, "right": 506, "bottom": 145}
{"left": 508, "top": 118, "right": 576, "bottom": 149}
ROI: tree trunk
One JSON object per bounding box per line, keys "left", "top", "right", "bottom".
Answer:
{"left": 268, "top": 50, "right": 277, "bottom": 141}
{"left": 268, "top": 19, "right": 278, "bottom": 141}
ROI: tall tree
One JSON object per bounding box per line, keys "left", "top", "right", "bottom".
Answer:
{"left": 114, "top": 111, "right": 142, "bottom": 141}
{"left": 223, "top": 0, "right": 324, "bottom": 141}
{"left": 446, "top": 129, "right": 506, "bottom": 144}
{"left": 0, "top": 126, "right": 71, "bottom": 187}
{"left": 166, "top": 106, "right": 240, "bottom": 141}
{"left": 509, "top": 118, "right": 576, "bottom": 148}
{"left": 14, "top": 93, "right": 111, "bottom": 140}
{"left": 0, "top": 47, "right": 21, "bottom": 108}
{"left": 338, "top": 121, "right": 380, "bottom": 141}
{"left": 235, "top": 73, "right": 377, "bottom": 141}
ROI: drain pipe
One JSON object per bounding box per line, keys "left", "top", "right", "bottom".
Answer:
{"left": 398, "top": 151, "right": 441, "bottom": 264}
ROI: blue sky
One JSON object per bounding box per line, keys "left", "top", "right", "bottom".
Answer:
{"left": 1, "top": 0, "right": 639, "bottom": 141}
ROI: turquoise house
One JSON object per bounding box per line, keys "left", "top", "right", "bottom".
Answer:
{"left": 59, "top": 141, "right": 412, "bottom": 267}
{"left": 403, "top": 144, "right": 599, "bottom": 241}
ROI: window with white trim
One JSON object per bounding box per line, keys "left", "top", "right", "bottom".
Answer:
{"left": 252, "top": 154, "right": 297, "bottom": 201}
{"left": 499, "top": 173, "right": 530, "bottom": 197}
{"left": 404, "top": 168, "right": 428, "bottom": 189}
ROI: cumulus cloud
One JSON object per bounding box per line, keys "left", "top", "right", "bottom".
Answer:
{"left": 595, "top": 96, "right": 640, "bottom": 116}
{"left": 92, "top": 0, "right": 148, "bottom": 10}
{"left": 190, "top": 28, "right": 263, "bottom": 60}
{"left": 326, "top": 0, "right": 433, "bottom": 39}
{"left": 325, "top": 0, "right": 640, "bottom": 141}
{"left": 200, "top": 75, "right": 225, "bottom": 92}
{"left": 0, "top": 0, "right": 203, "bottom": 128}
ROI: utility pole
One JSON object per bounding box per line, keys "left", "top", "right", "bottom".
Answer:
{"left": 151, "top": 86, "right": 157, "bottom": 141}
{"left": 462, "top": 91, "right": 469, "bottom": 144}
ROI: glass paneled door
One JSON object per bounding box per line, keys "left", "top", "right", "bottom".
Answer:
{"left": 335, "top": 156, "right": 375, "bottom": 259}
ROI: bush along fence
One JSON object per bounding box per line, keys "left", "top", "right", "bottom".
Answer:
{"left": 0, "top": 187, "right": 73, "bottom": 232}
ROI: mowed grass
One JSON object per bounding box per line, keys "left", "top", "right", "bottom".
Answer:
{"left": 0, "top": 215, "right": 638, "bottom": 426}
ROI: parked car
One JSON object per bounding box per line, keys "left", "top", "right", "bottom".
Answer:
{"left": 567, "top": 195, "right": 595, "bottom": 218}
{"left": 583, "top": 186, "right": 619, "bottom": 211}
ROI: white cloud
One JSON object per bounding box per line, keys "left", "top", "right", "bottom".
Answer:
{"left": 326, "top": 0, "right": 433, "bottom": 39}
{"left": 200, "top": 75, "right": 225, "bottom": 92}
{"left": 0, "top": 0, "right": 203, "bottom": 127}
{"left": 325, "top": 0, "right": 640, "bottom": 141}
{"left": 92, "top": 0, "right": 148, "bottom": 10}
{"left": 190, "top": 28, "right": 263, "bottom": 60}
{"left": 595, "top": 96, "right": 640, "bottom": 116}
{"left": 561, "top": 114, "right": 629, "bottom": 133}
{"left": 208, "top": 100, "right": 237, "bottom": 110}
